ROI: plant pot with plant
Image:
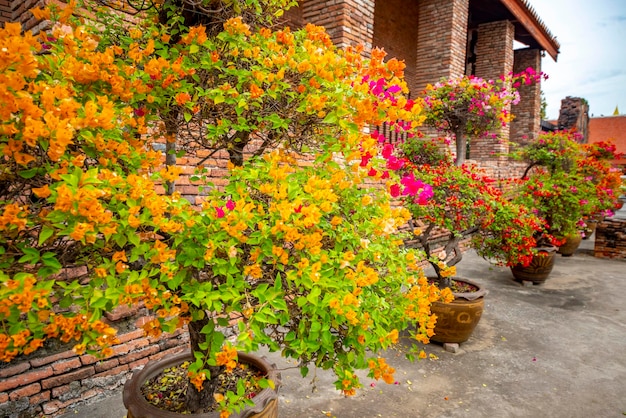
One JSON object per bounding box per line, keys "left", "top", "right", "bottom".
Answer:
{"left": 1, "top": 3, "right": 452, "bottom": 417}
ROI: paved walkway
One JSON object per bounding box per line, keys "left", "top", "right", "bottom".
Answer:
{"left": 59, "top": 235, "right": 626, "bottom": 418}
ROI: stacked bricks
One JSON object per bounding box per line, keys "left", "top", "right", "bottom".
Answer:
{"left": 594, "top": 218, "right": 626, "bottom": 259}
{"left": 0, "top": 308, "right": 188, "bottom": 417}
{"left": 371, "top": 0, "right": 420, "bottom": 93}
{"left": 0, "top": 0, "right": 46, "bottom": 33}
{"left": 558, "top": 96, "right": 590, "bottom": 142}
{"left": 511, "top": 48, "right": 543, "bottom": 144}
{"left": 301, "top": 0, "right": 375, "bottom": 55}
{"left": 414, "top": 0, "right": 469, "bottom": 93}
{"left": 470, "top": 20, "right": 515, "bottom": 162}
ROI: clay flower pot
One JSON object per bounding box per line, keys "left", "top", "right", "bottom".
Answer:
{"left": 123, "top": 351, "right": 281, "bottom": 418}
{"left": 557, "top": 233, "right": 583, "bottom": 257}
{"left": 510, "top": 246, "right": 557, "bottom": 284}
{"left": 430, "top": 278, "right": 487, "bottom": 344}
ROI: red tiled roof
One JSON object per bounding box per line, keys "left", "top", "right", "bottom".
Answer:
{"left": 588, "top": 115, "right": 626, "bottom": 165}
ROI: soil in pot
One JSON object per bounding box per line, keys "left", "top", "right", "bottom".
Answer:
{"left": 429, "top": 278, "right": 486, "bottom": 344}
{"left": 124, "top": 351, "right": 280, "bottom": 418}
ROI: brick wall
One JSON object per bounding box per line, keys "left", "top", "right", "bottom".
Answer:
{"left": 301, "top": 0, "right": 375, "bottom": 55}
{"left": 470, "top": 20, "right": 514, "bottom": 162}
{"left": 414, "top": 0, "right": 469, "bottom": 93}
{"left": 0, "top": 0, "right": 47, "bottom": 33}
{"left": 594, "top": 218, "right": 626, "bottom": 259}
{"left": 558, "top": 96, "right": 589, "bottom": 142}
{"left": 0, "top": 307, "right": 188, "bottom": 417}
{"left": 511, "top": 48, "right": 542, "bottom": 144}
{"left": 372, "top": 0, "right": 419, "bottom": 93}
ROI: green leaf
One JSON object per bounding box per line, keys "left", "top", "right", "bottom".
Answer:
{"left": 184, "top": 112, "right": 192, "bottom": 122}
{"left": 18, "top": 168, "right": 41, "bottom": 179}
{"left": 189, "top": 44, "right": 199, "bottom": 54}
{"left": 322, "top": 112, "right": 338, "bottom": 124}
{"left": 38, "top": 225, "right": 55, "bottom": 246}
{"left": 213, "top": 94, "right": 225, "bottom": 105}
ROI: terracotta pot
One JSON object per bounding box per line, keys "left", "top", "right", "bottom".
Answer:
{"left": 123, "top": 351, "right": 281, "bottom": 418}
{"left": 582, "top": 220, "right": 597, "bottom": 240}
{"left": 510, "top": 246, "right": 556, "bottom": 284}
{"left": 557, "top": 234, "right": 583, "bottom": 256}
{"left": 430, "top": 278, "right": 486, "bottom": 344}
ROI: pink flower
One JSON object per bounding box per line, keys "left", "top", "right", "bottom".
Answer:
{"left": 226, "top": 199, "right": 235, "bottom": 210}
{"left": 215, "top": 206, "right": 225, "bottom": 218}
{"left": 381, "top": 144, "right": 394, "bottom": 159}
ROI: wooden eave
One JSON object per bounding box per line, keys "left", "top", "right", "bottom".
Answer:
{"left": 469, "top": 0, "right": 560, "bottom": 62}
{"left": 499, "top": 0, "right": 560, "bottom": 61}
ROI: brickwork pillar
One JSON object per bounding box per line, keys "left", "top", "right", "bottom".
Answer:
{"left": 558, "top": 96, "right": 589, "bottom": 142}
{"left": 414, "top": 0, "right": 469, "bottom": 93}
{"left": 471, "top": 20, "right": 514, "bottom": 163}
{"left": 0, "top": 0, "right": 47, "bottom": 33}
{"left": 511, "top": 48, "right": 542, "bottom": 144}
{"left": 301, "top": 0, "right": 375, "bottom": 56}
{"left": 372, "top": 0, "right": 419, "bottom": 94}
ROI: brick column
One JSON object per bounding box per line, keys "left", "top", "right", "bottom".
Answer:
{"left": 414, "top": 0, "right": 469, "bottom": 93}
{"left": 471, "top": 20, "right": 514, "bottom": 162}
{"left": 301, "top": 0, "right": 375, "bottom": 55}
{"left": 511, "top": 48, "right": 542, "bottom": 144}
{"left": 0, "top": 0, "right": 47, "bottom": 33}
{"left": 372, "top": 0, "right": 419, "bottom": 93}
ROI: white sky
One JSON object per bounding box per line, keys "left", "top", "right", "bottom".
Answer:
{"left": 524, "top": 0, "right": 626, "bottom": 119}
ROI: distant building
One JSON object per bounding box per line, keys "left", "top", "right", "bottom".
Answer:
{"left": 589, "top": 115, "right": 626, "bottom": 169}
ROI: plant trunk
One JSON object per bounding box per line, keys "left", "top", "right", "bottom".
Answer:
{"left": 186, "top": 316, "right": 222, "bottom": 413}
{"left": 164, "top": 114, "right": 178, "bottom": 196}
{"left": 455, "top": 128, "right": 467, "bottom": 166}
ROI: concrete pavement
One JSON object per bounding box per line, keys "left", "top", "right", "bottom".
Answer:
{"left": 58, "top": 235, "right": 626, "bottom": 418}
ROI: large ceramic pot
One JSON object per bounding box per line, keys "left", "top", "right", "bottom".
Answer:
{"left": 557, "top": 233, "right": 582, "bottom": 256}
{"left": 123, "top": 351, "right": 281, "bottom": 418}
{"left": 430, "top": 278, "right": 486, "bottom": 344}
{"left": 582, "top": 220, "right": 598, "bottom": 240}
{"left": 510, "top": 246, "right": 556, "bottom": 284}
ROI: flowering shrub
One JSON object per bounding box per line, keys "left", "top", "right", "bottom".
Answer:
{"left": 0, "top": 1, "right": 444, "bottom": 415}
{"left": 511, "top": 131, "right": 621, "bottom": 239}
{"left": 422, "top": 69, "right": 545, "bottom": 165}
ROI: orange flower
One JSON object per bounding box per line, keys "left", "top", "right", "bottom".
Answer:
{"left": 175, "top": 92, "right": 191, "bottom": 106}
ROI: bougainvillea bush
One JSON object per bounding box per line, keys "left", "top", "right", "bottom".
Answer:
{"left": 380, "top": 139, "right": 544, "bottom": 287}
{"left": 421, "top": 69, "right": 545, "bottom": 165}
{"left": 510, "top": 131, "right": 622, "bottom": 239}
{"left": 0, "top": 1, "right": 445, "bottom": 415}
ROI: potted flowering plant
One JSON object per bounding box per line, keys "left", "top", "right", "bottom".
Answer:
{"left": 375, "top": 137, "right": 542, "bottom": 343}
{"left": 510, "top": 131, "right": 621, "bottom": 257}
{"left": 0, "top": 2, "right": 446, "bottom": 417}
{"left": 421, "top": 70, "right": 544, "bottom": 165}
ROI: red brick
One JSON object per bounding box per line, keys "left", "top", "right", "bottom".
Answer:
{"left": 9, "top": 382, "right": 41, "bottom": 401}
{"left": 0, "top": 366, "right": 53, "bottom": 392}
{"left": 29, "top": 390, "right": 50, "bottom": 406}
{"left": 0, "top": 392, "right": 8, "bottom": 403}
{"left": 118, "top": 345, "right": 160, "bottom": 365}
{"left": 51, "top": 358, "right": 82, "bottom": 374}
{"left": 30, "top": 350, "right": 75, "bottom": 367}
{"left": 127, "top": 357, "right": 150, "bottom": 370}
{"left": 148, "top": 346, "right": 185, "bottom": 362}
{"left": 94, "top": 358, "right": 120, "bottom": 373}
{"left": 92, "top": 364, "right": 129, "bottom": 379}
{"left": 116, "top": 328, "right": 146, "bottom": 344}
{"left": 42, "top": 400, "right": 62, "bottom": 415}
{"left": 41, "top": 366, "right": 95, "bottom": 389}
{"left": 0, "top": 362, "right": 31, "bottom": 378}
{"left": 51, "top": 383, "right": 72, "bottom": 398}
{"left": 79, "top": 354, "right": 98, "bottom": 366}
{"left": 104, "top": 303, "right": 140, "bottom": 322}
